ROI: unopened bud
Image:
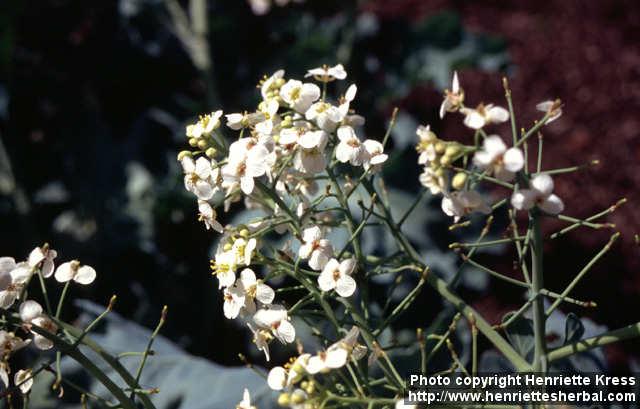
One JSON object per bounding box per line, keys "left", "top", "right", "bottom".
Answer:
{"left": 452, "top": 172, "right": 467, "bottom": 190}
{"left": 435, "top": 142, "right": 446, "bottom": 154}
{"left": 239, "top": 228, "right": 250, "bottom": 238}
{"left": 290, "top": 392, "right": 305, "bottom": 404}
{"left": 197, "top": 140, "right": 207, "bottom": 150}
{"left": 445, "top": 145, "right": 460, "bottom": 157}
{"left": 177, "top": 150, "right": 192, "bottom": 162}
{"left": 205, "top": 147, "right": 217, "bottom": 158}
{"left": 440, "top": 155, "right": 452, "bottom": 166}
{"left": 188, "top": 137, "right": 199, "bottom": 147}
{"left": 277, "top": 393, "right": 291, "bottom": 406}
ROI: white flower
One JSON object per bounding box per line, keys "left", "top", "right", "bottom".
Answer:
{"left": 306, "top": 344, "right": 349, "bottom": 374}
{"left": 28, "top": 245, "right": 57, "bottom": 278}
{"left": 19, "top": 300, "right": 58, "bottom": 350}
{"left": 181, "top": 156, "right": 218, "bottom": 200}
{"left": 211, "top": 250, "right": 238, "bottom": 288}
{"left": 336, "top": 326, "right": 367, "bottom": 360}
{"left": 261, "top": 69, "right": 285, "bottom": 100}
{"left": 232, "top": 238, "right": 258, "bottom": 266}
{"left": 187, "top": 111, "right": 223, "bottom": 138}
{"left": 54, "top": 261, "right": 96, "bottom": 285}
{"left": 511, "top": 174, "right": 564, "bottom": 215}
{"left": 0, "top": 261, "right": 33, "bottom": 308}
{"left": 222, "top": 138, "right": 271, "bottom": 195}
{"left": 247, "top": 323, "right": 271, "bottom": 361}
{"left": 441, "top": 191, "right": 491, "bottom": 222}
{"left": 439, "top": 71, "right": 464, "bottom": 118}
{"left": 472, "top": 135, "right": 524, "bottom": 181}
{"left": 317, "top": 258, "right": 357, "bottom": 297}
{"left": 280, "top": 80, "right": 321, "bottom": 113}
{"left": 536, "top": 100, "right": 562, "bottom": 124}
{"left": 419, "top": 167, "right": 445, "bottom": 195}
{"left": 197, "top": 200, "right": 224, "bottom": 232}
{"left": 336, "top": 126, "right": 366, "bottom": 166}
{"left": 222, "top": 285, "right": 245, "bottom": 319}
{"left": 305, "top": 64, "right": 347, "bottom": 82}
{"left": 293, "top": 130, "right": 329, "bottom": 175}
{"left": 461, "top": 103, "right": 509, "bottom": 129}
{"left": 305, "top": 102, "right": 344, "bottom": 133}
{"left": 14, "top": 369, "right": 33, "bottom": 394}
{"left": 0, "top": 331, "right": 29, "bottom": 387}
{"left": 267, "top": 354, "right": 310, "bottom": 390}
{"left": 362, "top": 139, "right": 388, "bottom": 172}
{"left": 298, "top": 226, "right": 333, "bottom": 270}
{"left": 236, "top": 388, "right": 256, "bottom": 409}
{"left": 255, "top": 99, "right": 280, "bottom": 135}
{"left": 225, "top": 111, "right": 265, "bottom": 130}
{"left": 238, "top": 268, "right": 275, "bottom": 314}
{"left": 253, "top": 304, "right": 295, "bottom": 344}
{"left": 416, "top": 125, "right": 438, "bottom": 165}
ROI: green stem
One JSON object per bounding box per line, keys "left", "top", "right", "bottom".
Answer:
{"left": 530, "top": 211, "right": 547, "bottom": 372}
{"left": 547, "top": 322, "right": 640, "bottom": 362}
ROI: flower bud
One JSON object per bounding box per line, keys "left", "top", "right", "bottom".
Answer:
{"left": 277, "top": 393, "right": 291, "bottom": 406}
{"left": 205, "top": 147, "right": 217, "bottom": 158}
{"left": 290, "top": 392, "right": 305, "bottom": 404}
{"left": 197, "top": 140, "right": 208, "bottom": 150}
{"left": 239, "top": 228, "right": 250, "bottom": 238}
{"left": 188, "top": 137, "right": 199, "bottom": 147}
{"left": 177, "top": 151, "right": 192, "bottom": 162}
{"left": 435, "top": 142, "right": 446, "bottom": 154}
{"left": 445, "top": 145, "right": 460, "bottom": 157}
{"left": 452, "top": 172, "right": 467, "bottom": 190}
{"left": 223, "top": 243, "right": 232, "bottom": 252}
{"left": 305, "top": 381, "right": 315, "bottom": 394}
{"left": 440, "top": 155, "right": 452, "bottom": 166}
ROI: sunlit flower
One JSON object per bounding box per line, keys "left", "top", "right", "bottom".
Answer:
{"left": 261, "top": 69, "right": 285, "bottom": 100}
{"left": 255, "top": 99, "right": 280, "bottom": 135}
{"left": 460, "top": 103, "right": 509, "bottom": 129}
{"left": 181, "top": 156, "right": 218, "bottom": 200}
{"left": 253, "top": 304, "right": 296, "bottom": 344}
{"left": 19, "top": 300, "right": 58, "bottom": 350}
{"left": 473, "top": 135, "right": 524, "bottom": 181}
{"left": 0, "top": 260, "right": 32, "bottom": 308}
{"left": 363, "top": 139, "right": 388, "bottom": 172}
{"left": 293, "top": 130, "right": 329, "bottom": 175}
{"left": 232, "top": 238, "right": 258, "bottom": 266}
{"left": 187, "top": 110, "right": 223, "bottom": 138}
{"left": 0, "top": 331, "right": 29, "bottom": 387}
{"left": 536, "top": 99, "right": 563, "bottom": 124}
{"left": 439, "top": 71, "right": 464, "bottom": 118}
{"left": 267, "top": 354, "right": 310, "bottom": 390}
{"left": 28, "top": 244, "right": 57, "bottom": 278}
{"left": 317, "top": 258, "right": 357, "bottom": 297}
{"left": 222, "top": 138, "right": 271, "bottom": 195}
{"left": 280, "top": 80, "right": 321, "bottom": 113}
{"left": 238, "top": 268, "right": 275, "bottom": 314}
{"left": 305, "top": 102, "right": 344, "bottom": 133}
{"left": 54, "top": 261, "right": 96, "bottom": 285}
{"left": 298, "top": 226, "right": 333, "bottom": 270}
{"left": 14, "top": 369, "right": 33, "bottom": 394}
{"left": 211, "top": 250, "right": 238, "bottom": 288}
{"left": 223, "top": 285, "right": 245, "bottom": 319}
{"left": 335, "top": 126, "right": 366, "bottom": 166}
{"left": 236, "top": 388, "right": 256, "bottom": 409}
{"left": 419, "top": 167, "right": 446, "bottom": 195}
{"left": 225, "top": 111, "right": 265, "bottom": 130}
{"left": 511, "top": 174, "right": 564, "bottom": 215}
{"left": 305, "top": 64, "right": 347, "bottom": 82}
{"left": 306, "top": 344, "right": 348, "bottom": 374}
{"left": 441, "top": 191, "right": 491, "bottom": 222}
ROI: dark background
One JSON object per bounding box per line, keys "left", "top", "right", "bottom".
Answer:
{"left": 0, "top": 0, "right": 638, "bottom": 370}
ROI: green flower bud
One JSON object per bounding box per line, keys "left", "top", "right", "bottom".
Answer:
{"left": 290, "top": 392, "right": 305, "bottom": 404}
{"left": 188, "top": 137, "right": 199, "bottom": 147}
{"left": 205, "top": 147, "right": 217, "bottom": 158}
{"left": 435, "top": 142, "right": 446, "bottom": 154}
{"left": 445, "top": 145, "right": 460, "bottom": 157}
{"left": 197, "top": 140, "right": 208, "bottom": 150}
{"left": 440, "top": 155, "right": 452, "bottom": 166}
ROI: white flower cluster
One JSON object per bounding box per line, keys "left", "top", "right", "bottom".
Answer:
{"left": 178, "top": 64, "right": 387, "bottom": 363}
{"left": 0, "top": 244, "right": 97, "bottom": 393}
{"left": 266, "top": 327, "right": 366, "bottom": 408}
{"left": 416, "top": 72, "right": 564, "bottom": 221}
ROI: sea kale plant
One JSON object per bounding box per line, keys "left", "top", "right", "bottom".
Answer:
{"left": 175, "top": 66, "right": 638, "bottom": 408}
{"left": 1, "top": 66, "right": 638, "bottom": 409}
